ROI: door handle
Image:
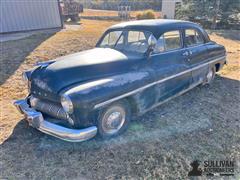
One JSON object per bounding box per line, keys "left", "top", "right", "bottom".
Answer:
{"left": 182, "top": 51, "right": 189, "bottom": 56}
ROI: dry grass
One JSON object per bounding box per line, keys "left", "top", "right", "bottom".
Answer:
{"left": 82, "top": 8, "right": 162, "bottom": 18}
{"left": 82, "top": 9, "right": 119, "bottom": 17}
{"left": 0, "top": 19, "right": 115, "bottom": 142}
{"left": 209, "top": 32, "right": 240, "bottom": 79}
{"left": 0, "top": 19, "right": 239, "bottom": 179}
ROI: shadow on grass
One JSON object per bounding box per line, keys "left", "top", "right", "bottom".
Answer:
{"left": 0, "top": 30, "right": 58, "bottom": 85}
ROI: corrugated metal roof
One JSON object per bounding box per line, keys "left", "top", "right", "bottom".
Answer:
{"left": 0, "top": 0, "right": 62, "bottom": 33}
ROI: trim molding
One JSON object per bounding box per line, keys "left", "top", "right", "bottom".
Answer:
{"left": 94, "top": 55, "right": 226, "bottom": 109}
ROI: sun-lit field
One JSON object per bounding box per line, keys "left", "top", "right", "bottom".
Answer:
{"left": 81, "top": 8, "right": 162, "bottom": 18}
{"left": 0, "top": 19, "right": 239, "bottom": 179}
{"left": 0, "top": 19, "right": 116, "bottom": 141}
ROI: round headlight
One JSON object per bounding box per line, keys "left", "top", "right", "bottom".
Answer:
{"left": 61, "top": 94, "right": 73, "bottom": 114}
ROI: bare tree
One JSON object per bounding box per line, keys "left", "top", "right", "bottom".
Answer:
{"left": 211, "top": 0, "right": 220, "bottom": 29}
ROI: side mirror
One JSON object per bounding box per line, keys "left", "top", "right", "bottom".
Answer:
{"left": 146, "top": 35, "right": 157, "bottom": 58}
{"left": 148, "top": 34, "right": 157, "bottom": 47}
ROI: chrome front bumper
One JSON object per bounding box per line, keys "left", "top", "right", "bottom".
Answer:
{"left": 14, "top": 99, "right": 97, "bottom": 142}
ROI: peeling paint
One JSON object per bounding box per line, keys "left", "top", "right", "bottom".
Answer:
{"left": 66, "top": 72, "right": 149, "bottom": 95}
{"left": 33, "top": 79, "right": 52, "bottom": 92}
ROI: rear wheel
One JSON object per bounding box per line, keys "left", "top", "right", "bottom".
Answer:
{"left": 97, "top": 100, "right": 131, "bottom": 139}
{"left": 203, "top": 66, "right": 216, "bottom": 85}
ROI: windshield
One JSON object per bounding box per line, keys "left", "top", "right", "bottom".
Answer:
{"left": 98, "top": 30, "right": 153, "bottom": 53}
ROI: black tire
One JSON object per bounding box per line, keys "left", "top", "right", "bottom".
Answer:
{"left": 70, "top": 15, "right": 80, "bottom": 22}
{"left": 203, "top": 66, "right": 216, "bottom": 85}
{"left": 97, "top": 100, "right": 131, "bottom": 139}
{"left": 63, "top": 15, "right": 69, "bottom": 22}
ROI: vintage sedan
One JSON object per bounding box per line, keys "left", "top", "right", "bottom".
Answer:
{"left": 14, "top": 20, "right": 226, "bottom": 142}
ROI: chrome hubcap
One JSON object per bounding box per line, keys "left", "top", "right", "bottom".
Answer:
{"left": 102, "top": 106, "right": 126, "bottom": 135}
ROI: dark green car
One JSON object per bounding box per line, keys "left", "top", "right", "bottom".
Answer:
{"left": 14, "top": 20, "right": 226, "bottom": 142}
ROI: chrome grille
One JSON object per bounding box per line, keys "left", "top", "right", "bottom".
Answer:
{"left": 29, "top": 96, "right": 71, "bottom": 123}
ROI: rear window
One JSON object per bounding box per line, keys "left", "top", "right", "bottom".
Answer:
{"left": 154, "top": 30, "right": 181, "bottom": 53}
{"left": 185, "top": 29, "right": 204, "bottom": 47}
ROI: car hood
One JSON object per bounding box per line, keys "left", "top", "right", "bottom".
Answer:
{"left": 30, "top": 48, "right": 144, "bottom": 99}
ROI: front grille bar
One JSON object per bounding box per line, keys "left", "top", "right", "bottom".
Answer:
{"left": 29, "top": 96, "right": 71, "bottom": 123}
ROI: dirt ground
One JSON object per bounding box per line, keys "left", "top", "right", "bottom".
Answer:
{"left": 0, "top": 19, "right": 239, "bottom": 179}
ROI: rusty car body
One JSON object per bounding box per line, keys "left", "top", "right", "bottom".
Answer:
{"left": 14, "top": 20, "right": 226, "bottom": 142}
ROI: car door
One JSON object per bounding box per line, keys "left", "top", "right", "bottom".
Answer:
{"left": 183, "top": 29, "right": 209, "bottom": 84}
{"left": 150, "top": 30, "right": 192, "bottom": 102}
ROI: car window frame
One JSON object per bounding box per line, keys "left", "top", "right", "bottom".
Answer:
{"left": 127, "top": 31, "right": 149, "bottom": 43}
{"left": 99, "top": 30, "right": 124, "bottom": 48}
{"left": 97, "top": 29, "right": 154, "bottom": 54}
{"left": 125, "top": 30, "right": 153, "bottom": 53}
{"left": 183, "top": 28, "right": 205, "bottom": 48}
{"left": 152, "top": 29, "right": 184, "bottom": 55}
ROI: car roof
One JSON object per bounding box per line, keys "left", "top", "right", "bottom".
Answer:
{"left": 108, "top": 19, "right": 202, "bottom": 38}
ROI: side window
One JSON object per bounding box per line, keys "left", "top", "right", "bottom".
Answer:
{"left": 126, "top": 31, "right": 151, "bottom": 53}
{"left": 128, "top": 31, "right": 146, "bottom": 43}
{"left": 154, "top": 30, "right": 181, "bottom": 53}
{"left": 185, "top": 29, "right": 204, "bottom": 47}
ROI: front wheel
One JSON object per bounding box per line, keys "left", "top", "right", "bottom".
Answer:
{"left": 97, "top": 100, "right": 131, "bottom": 139}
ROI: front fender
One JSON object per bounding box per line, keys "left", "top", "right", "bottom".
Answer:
{"left": 64, "top": 71, "right": 153, "bottom": 110}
